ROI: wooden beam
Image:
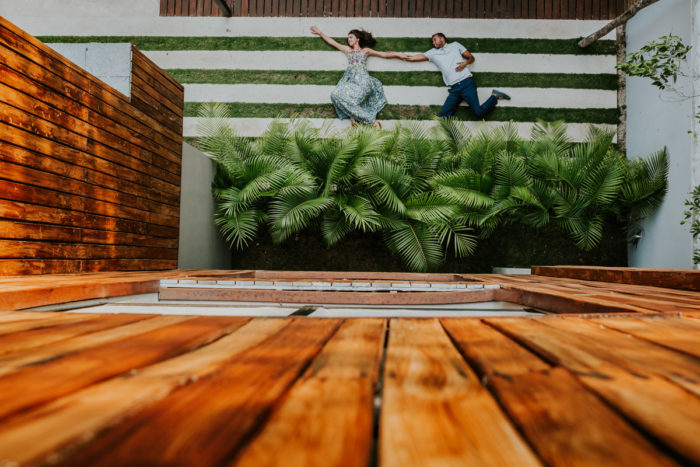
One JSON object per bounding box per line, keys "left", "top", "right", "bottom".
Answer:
{"left": 578, "top": 0, "right": 661, "bottom": 48}
{"left": 213, "top": 0, "right": 233, "bottom": 15}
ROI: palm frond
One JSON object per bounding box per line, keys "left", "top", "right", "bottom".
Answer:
{"left": 384, "top": 223, "right": 443, "bottom": 272}
{"left": 356, "top": 157, "right": 410, "bottom": 214}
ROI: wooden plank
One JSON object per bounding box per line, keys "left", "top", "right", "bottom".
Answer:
{"left": 234, "top": 319, "right": 386, "bottom": 466}
{"left": 0, "top": 313, "right": 98, "bottom": 336}
{"left": 442, "top": 318, "right": 678, "bottom": 466}
{"left": 487, "top": 317, "right": 700, "bottom": 463}
{"left": 0, "top": 316, "right": 240, "bottom": 419}
{"left": 0, "top": 100, "right": 180, "bottom": 190}
{"left": 0, "top": 319, "right": 293, "bottom": 466}
{"left": 0, "top": 315, "right": 190, "bottom": 375}
{"left": 0, "top": 314, "right": 150, "bottom": 357}
{"left": 502, "top": 280, "right": 699, "bottom": 314}
{"left": 589, "top": 315, "right": 700, "bottom": 358}
{"left": 532, "top": 266, "right": 700, "bottom": 291}
{"left": 0, "top": 47, "right": 182, "bottom": 154}
{"left": 543, "top": 317, "right": 700, "bottom": 397}
{"left": 190, "top": 0, "right": 198, "bottom": 15}
{"left": 159, "top": 286, "right": 497, "bottom": 305}
{"left": 494, "top": 284, "right": 657, "bottom": 314}
{"left": 0, "top": 75, "right": 180, "bottom": 173}
{"left": 0, "top": 311, "right": 82, "bottom": 325}
{"left": 0, "top": 220, "right": 178, "bottom": 250}
{"left": 0, "top": 127, "right": 179, "bottom": 207}
{"left": 0, "top": 273, "right": 166, "bottom": 311}
{"left": 57, "top": 318, "right": 341, "bottom": 465}
{"left": 130, "top": 56, "right": 184, "bottom": 112}
{"left": 0, "top": 259, "right": 177, "bottom": 276}
{"left": 380, "top": 318, "right": 540, "bottom": 466}
{"left": 0, "top": 156, "right": 179, "bottom": 217}
{"left": 0, "top": 197, "right": 178, "bottom": 240}
{"left": 0, "top": 173, "right": 179, "bottom": 228}
{"left": 0, "top": 240, "right": 177, "bottom": 261}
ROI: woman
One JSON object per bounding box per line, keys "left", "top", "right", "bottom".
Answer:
{"left": 310, "top": 26, "right": 406, "bottom": 127}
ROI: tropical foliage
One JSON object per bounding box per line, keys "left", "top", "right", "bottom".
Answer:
{"left": 196, "top": 104, "right": 668, "bottom": 272}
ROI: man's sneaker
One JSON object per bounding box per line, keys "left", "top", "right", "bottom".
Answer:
{"left": 492, "top": 89, "right": 511, "bottom": 100}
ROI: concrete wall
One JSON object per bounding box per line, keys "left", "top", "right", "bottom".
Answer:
{"left": 178, "top": 143, "right": 231, "bottom": 269}
{"left": 626, "top": 0, "right": 699, "bottom": 269}
{"left": 46, "top": 43, "right": 132, "bottom": 96}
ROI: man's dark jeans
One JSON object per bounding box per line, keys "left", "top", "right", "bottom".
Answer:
{"left": 438, "top": 77, "right": 497, "bottom": 119}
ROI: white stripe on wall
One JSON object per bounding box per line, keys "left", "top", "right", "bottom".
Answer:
{"left": 0, "top": 1, "right": 615, "bottom": 41}
{"left": 184, "top": 84, "right": 617, "bottom": 109}
{"left": 184, "top": 117, "right": 616, "bottom": 142}
{"left": 147, "top": 50, "right": 617, "bottom": 74}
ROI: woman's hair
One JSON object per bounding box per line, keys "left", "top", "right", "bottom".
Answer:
{"left": 349, "top": 29, "right": 376, "bottom": 48}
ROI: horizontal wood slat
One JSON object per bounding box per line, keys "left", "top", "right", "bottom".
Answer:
{"left": 160, "top": 0, "right": 625, "bottom": 17}
{"left": 0, "top": 17, "right": 184, "bottom": 275}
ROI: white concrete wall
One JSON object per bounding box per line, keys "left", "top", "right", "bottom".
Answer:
{"left": 626, "top": 0, "right": 699, "bottom": 269}
{"left": 178, "top": 143, "right": 231, "bottom": 269}
{"left": 0, "top": 0, "right": 610, "bottom": 38}
{"left": 46, "top": 43, "right": 132, "bottom": 96}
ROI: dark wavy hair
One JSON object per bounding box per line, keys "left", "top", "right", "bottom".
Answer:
{"left": 349, "top": 29, "right": 376, "bottom": 48}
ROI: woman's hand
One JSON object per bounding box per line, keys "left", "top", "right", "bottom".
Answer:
{"left": 310, "top": 25, "right": 321, "bottom": 35}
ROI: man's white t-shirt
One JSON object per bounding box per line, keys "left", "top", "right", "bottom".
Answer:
{"left": 424, "top": 42, "right": 472, "bottom": 86}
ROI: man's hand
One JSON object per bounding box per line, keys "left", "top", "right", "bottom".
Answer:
{"left": 455, "top": 61, "right": 468, "bottom": 72}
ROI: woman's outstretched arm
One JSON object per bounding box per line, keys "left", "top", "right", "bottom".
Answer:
{"left": 363, "top": 49, "right": 409, "bottom": 60}
{"left": 310, "top": 26, "right": 350, "bottom": 53}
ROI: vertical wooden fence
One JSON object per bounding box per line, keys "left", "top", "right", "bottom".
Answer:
{"left": 160, "top": 0, "right": 631, "bottom": 18}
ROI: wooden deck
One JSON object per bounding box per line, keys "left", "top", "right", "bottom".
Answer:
{"left": 0, "top": 268, "right": 698, "bottom": 465}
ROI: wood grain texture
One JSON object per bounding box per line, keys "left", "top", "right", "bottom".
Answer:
{"left": 532, "top": 266, "right": 700, "bottom": 291}
{"left": 589, "top": 315, "right": 700, "bottom": 358}
{"left": 488, "top": 317, "right": 700, "bottom": 464}
{"left": 0, "top": 318, "right": 285, "bottom": 466}
{"left": 442, "top": 318, "right": 678, "bottom": 466}
{"left": 58, "top": 318, "right": 341, "bottom": 466}
{"left": 158, "top": 0, "right": 626, "bottom": 16}
{"left": 233, "top": 318, "right": 386, "bottom": 467}
{"left": 380, "top": 318, "right": 540, "bottom": 466}
{"left": 0, "top": 17, "right": 183, "bottom": 275}
{"left": 0, "top": 316, "right": 239, "bottom": 419}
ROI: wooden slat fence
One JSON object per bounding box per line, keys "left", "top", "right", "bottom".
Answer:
{"left": 160, "top": 0, "right": 632, "bottom": 18}
{"left": 0, "top": 17, "right": 184, "bottom": 275}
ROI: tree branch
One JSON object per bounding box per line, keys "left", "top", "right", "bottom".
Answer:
{"left": 213, "top": 0, "right": 233, "bottom": 17}
{"left": 578, "top": 0, "right": 662, "bottom": 48}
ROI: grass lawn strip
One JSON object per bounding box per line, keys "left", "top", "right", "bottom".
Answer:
{"left": 184, "top": 102, "right": 619, "bottom": 124}
{"left": 166, "top": 69, "right": 618, "bottom": 90}
{"left": 37, "top": 36, "right": 616, "bottom": 55}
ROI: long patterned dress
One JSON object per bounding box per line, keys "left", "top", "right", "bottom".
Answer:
{"left": 331, "top": 49, "right": 388, "bottom": 125}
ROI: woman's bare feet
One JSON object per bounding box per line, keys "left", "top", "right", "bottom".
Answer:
{"left": 350, "top": 118, "right": 357, "bottom": 127}
{"left": 374, "top": 121, "right": 382, "bottom": 129}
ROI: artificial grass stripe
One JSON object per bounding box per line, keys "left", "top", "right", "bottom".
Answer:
{"left": 184, "top": 102, "right": 619, "bottom": 124}
{"left": 167, "top": 69, "right": 618, "bottom": 90}
{"left": 37, "top": 36, "right": 616, "bottom": 55}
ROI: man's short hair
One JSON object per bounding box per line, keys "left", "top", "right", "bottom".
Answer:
{"left": 432, "top": 32, "right": 447, "bottom": 41}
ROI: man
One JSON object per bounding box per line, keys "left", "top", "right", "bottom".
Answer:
{"left": 403, "top": 33, "right": 510, "bottom": 119}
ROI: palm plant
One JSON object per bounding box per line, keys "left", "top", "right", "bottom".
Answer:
{"left": 196, "top": 105, "right": 668, "bottom": 272}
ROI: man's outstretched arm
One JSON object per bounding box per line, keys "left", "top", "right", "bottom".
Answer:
{"left": 403, "top": 53, "right": 428, "bottom": 62}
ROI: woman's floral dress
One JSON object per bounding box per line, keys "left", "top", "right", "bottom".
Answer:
{"left": 331, "top": 49, "right": 387, "bottom": 124}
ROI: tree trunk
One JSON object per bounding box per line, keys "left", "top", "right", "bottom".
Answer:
{"left": 578, "top": 0, "right": 662, "bottom": 48}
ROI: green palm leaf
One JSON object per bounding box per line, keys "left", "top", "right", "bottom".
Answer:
{"left": 385, "top": 223, "right": 443, "bottom": 272}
